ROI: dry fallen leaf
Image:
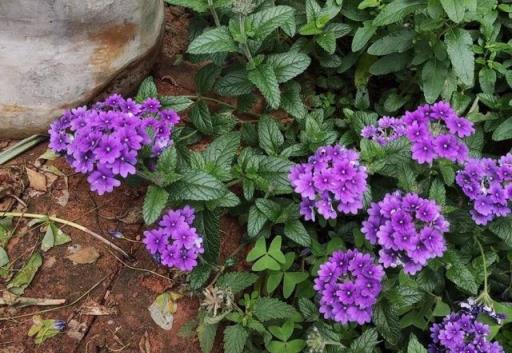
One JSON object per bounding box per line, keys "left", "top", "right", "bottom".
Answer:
{"left": 66, "top": 319, "right": 87, "bottom": 341}
{"left": 26, "top": 168, "right": 47, "bottom": 192}
{"left": 138, "top": 331, "right": 151, "bottom": 353}
{"left": 66, "top": 246, "right": 100, "bottom": 265}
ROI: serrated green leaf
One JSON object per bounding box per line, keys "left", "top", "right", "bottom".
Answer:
{"left": 256, "top": 156, "right": 294, "bottom": 195}
{"left": 445, "top": 28, "right": 474, "bottom": 86}
{"left": 215, "top": 69, "right": 254, "bottom": 96}
{"left": 373, "top": 301, "right": 401, "bottom": 345}
{"left": 188, "top": 26, "right": 237, "bottom": 54}
{"left": 489, "top": 217, "right": 512, "bottom": 248}
{"left": 196, "top": 64, "right": 222, "bottom": 93}
{"left": 422, "top": 59, "right": 448, "bottom": 103}
{"left": 248, "top": 206, "right": 268, "bottom": 238}
{"left": 439, "top": 0, "right": 465, "bottom": 23}
{"left": 248, "top": 6, "right": 296, "bottom": 41}
{"left": 198, "top": 321, "right": 218, "bottom": 353}
{"left": 429, "top": 178, "right": 446, "bottom": 206}
{"left": 492, "top": 117, "right": 512, "bottom": 141}
{"left": 217, "top": 272, "right": 258, "bottom": 293}
{"left": 352, "top": 21, "right": 377, "bottom": 52}
{"left": 136, "top": 77, "right": 158, "bottom": 102}
{"left": 280, "top": 81, "right": 306, "bottom": 120}
{"left": 408, "top": 334, "right": 428, "bottom": 353}
{"left": 284, "top": 220, "right": 311, "bottom": 246}
{"left": 479, "top": 67, "right": 496, "bottom": 94}
{"left": 204, "top": 132, "right": 240, "bottom": 181}
{"left": 373, "top": 0, "right": 425, "bottom": 26}
{"left": 298, "top": 297, "right": 318, "bottom": 321}
{"left": 248, "top": 63, "right": 280, "bottom": 109}
{"left": 349, "top": 328, "right": 379, "bottom": 353}
{"left": 368, "top": 30, "right": 415, "bottom": 55}
{"left": 224, "top": 325, "right": 248, "bottom": 353}
{"left": 143, "top": 186, "right": 169, "bottom": 224}
{"left": 253, "top": 297, "right": 299, "bottom": 321}
{"left": 316, "top": 31, "right": 337, "bottom": 54}
{"left": 160, "top": 96, "right": 194, "bottom": 112}
{"left": 196, "top": 210, "right": 221, "bottom": 263}
{"left": 190, "top": 100, "right": 214, "bottom": 135}
{"left": 168, "top": 170, "right": 226, "bottom": 201}
{"left": 370, "top": 53, "right": 410, "bottom": 75}
{"left": 444, "top": 250, "right": 479, "bottom": 294}
{"left": 258, "top": 115, "right": 284, "bottom": 156}
{"left": 190, "top": 264, "right": 211, "bottom": 290}
{"left": 266, "top": 53, "right": 311, "bottom": 83}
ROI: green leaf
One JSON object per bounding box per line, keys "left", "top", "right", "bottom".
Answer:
{"left": 160, "top": 96, "right": 194, "bottom": 112}
{"left": 7, "top": 253, "right": 43, "bottom": 295}
{"left": 217, "top": 272, "right": 258, "bottom": 293}
{"left": 269, "top": 320, "right": 294, "bottom": 342}
{"left": 349, "top": 328, "right": 379, "bottom": 353}
{"left": 256, "top": 156, "right": 294, "bottom": 195}
{"left": 492, "top": 117, "right": 512, "bottom": 141}
{"left": 429, "top": 178, "right": 446, "bottom": 206}
{"left": 373, "top": 0, "right": 425, "bottom": 26}
{"left": 283, "top": 272, "right": 308, "bottom": 298}
{"left": 280, "top": 81, "right": 306, "bottom": 120}
{"left": 247, "top": 206, "right": 268, "bottom": 238}
{"left": 190, "top": 101, "right": 214, "bottom": 135}
{"left": 248, "top": 6, "right": 296, "bottom": 40}
{"left": 444, "top": 250, "right": 479, "bottom": 294}
{"left": 204, "top": 132, "right": 240, "bottom": 181}
{"left": 198, "top": 321, "right": 218, "bottom": 353}
{"left": 422, "top": 59, "right": 448, "bottom": 103}
{"left": 224, "top": 325, "right": 248, "bottom": 353}
{"left": 188, "top": 26, "right": 237, "bottom": 54}
{"left": 489, "top": 217, "right": 512, "bottom": 248}
{"left": 190, "top": 264, "right": 211, "bottom": 290}
{"left": 479, "top": 67, "right": 496, "bottom": 94}
{"left": 373, "top": 302, "right": 401, "bottom": 345}
{"left": 215, "top": 69, "right": 254, "bottom": 96}
{"left": 367, "top": 30, "right": 415, "bottom": 55}
{"left": 352, "top": 21, "right": 377, "bottom": 52}
{"left": 41, "top": 223, "right": 71, "bottom": 252}
{"left": 408, "top": 334, "right": 428, "bottom": 353}
{"left": 164, "top": 0, "right": 209, "bottom": 12}
{"left": 432, "top": 300, "right": 451, "bottom": 317}
{"left": 284, "top": 220, "right": 311, "bottom": 246}
{"left": 268, "top": 236, "right": 286, "bottom": 264}
{"left": 298, "top": 298, "right": 318, "bottom": 321}
{"left": 316, "top": 31, "right": 337, "bottom": 54}
{"left": 370, "top": 53, "right": 409, "bottom": 75}
{"left": 143, "top": 186, "right": 169, "bottom": 224}
{"left": 253, "top": 254, "right": 281, "bottom": 271}
{"left": 28, "top": 316, "right": 63, "bottom": 344}
{"left": 267, "top": 271, "right": 284, "bottom": 293}
{"left": 255, "top": 198, "right": 282, "bottom": 221}
{"left": 247, "top": 237, "right": 267, "bottom": 262}
{"left": 258, "top": 115, "right": 284, "bottom": 156}
{"left": 445, "top": 28, "right": 474, "bottom": 86}
{"left": 253, "top": 297, "right": 299, "bottom": 321}
{"left": 169, "top": 170, "right": 226, "bottom": 201}
{"left": 196, "top": 64, "right": 222, "bottom": 93}
{"left": 266, "top": 53, "right": 311, "bottom": 83}
{"left": 439, "top": 0, "right": 465, "bottom": 23}
{"left": 196, "top": 210, "right": 221, "bottom": 263}
{"left": 136, "top": 76, "right": 158, "bottom": 102}
{"left": 248, "top": 63, "right": 280, "bottom": 109}
{"left": 0, "top": 247, "right": 8, "bottom": 267}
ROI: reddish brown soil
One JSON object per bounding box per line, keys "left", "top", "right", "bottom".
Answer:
{"left": 0, "top": 7, "right": 244, "bottom": 353}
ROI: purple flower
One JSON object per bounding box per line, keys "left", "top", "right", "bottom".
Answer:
{"left": 48, "top": 94, "right": 180, "bottom": 195}
{"left": 143, "top": 207, "right": 204, "bottom": 272}
{"left": 289, "top": 145, "right": 368, "bottom": 221}
{"left": 314, "top": 249, "right": 384, "bottom": 325}
{"left": 429, "top": 309, "right": 505, "bottom": 353}
{"left": 361, "top": 102, "right": 474, "bottom": 165}
{"left": 361, "top": 191, "right": 448, "bottom": 274}
{"left": 456, "top": 155, "right": 512, "bottom": 225}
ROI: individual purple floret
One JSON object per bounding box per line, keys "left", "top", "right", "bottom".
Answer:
{"left": 313, "top": 249, "right": 384, "bottom": 325}
{"left": 288, "top": 145, "right": 368, "bottom": 221}
{"left": 143, "top": 206, "right": 204, "bottom": 272}
{"left": 429, "top": 309, "right": 505, "bottom": 353}
{"left": 362, "top": 102, "right": 474, "bottom": 165}
{"left": 48, "top": 94, "right": 180, "bottom": 195}
{"left": 361, "top": 191, "right": 448, "bottom": 274}
{"left": 456, "top": 155, "right": 512, "bottom": 225}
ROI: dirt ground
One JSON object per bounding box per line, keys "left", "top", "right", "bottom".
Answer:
{"left": 0, "top": 7, "right": 243, "bottom": 353}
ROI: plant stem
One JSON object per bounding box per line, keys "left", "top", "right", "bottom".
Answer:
{"left": 0, "top": 297, "right": 66, "bottom": 306}
{"left": 475, "top": 236, "right": 489, "bottom": 295}
{"left": 0, "top": 212, "right": 130, "bottom": 259}
{"left": 0, "top": 135, "right": 47, "bottom": 165}
{"left": 207, "top": 0, "right": 221, "bottom": 27}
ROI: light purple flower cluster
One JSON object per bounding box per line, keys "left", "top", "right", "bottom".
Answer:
{"left": 429, "top": 311, "right": 505, "bottom": 353}
{"left": 288, "top": 145, "right": 368, "bottom": 221}
{"left": 143, "top": 206, "right": 204, "bottom": 272}
{"left": 456, "top": 155, "right": 512, "bottom": 225}
{"left": 313, "top": 249, "right": 384, "bottom": 325}
{"left": 49, "top": 94, "right": 180, "bottom": 195}
{"left": 362, "top": 102, "right": 475, "bottom": 165}
{"left": 361, "top": 191, "right": 448, "bottom": 274}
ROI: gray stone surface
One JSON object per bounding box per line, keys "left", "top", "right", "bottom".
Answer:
{"left": 0, "top": 0, "right": 164, "bottom": 138}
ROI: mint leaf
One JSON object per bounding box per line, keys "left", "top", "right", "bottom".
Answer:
{"left": 224, "top": 325, "right": 248, "bottom": 353}
{"left": 266, "top": 53, "right": 311, "bottom": 83}
{"left": 445, "top": 250, "right": 479, "bottom": 294}
{"left": 215, "top": 69, "right": 254, "bottom": 96}
{"left": 248, "top": 206, "right": 268, "bottom": 238}
{"left": 349, "top": 328, "right": 379, "bottom": 353}
{"left": 253, "top": 297, "right": 299, "bottom": 321}
{"left": 422, "top": 59, "right": 448, "bottom": 103}
{"left": 143, "top": 186, "right": 169, "bottom": 225}
{"left": 248, "top": 63, "right": 281, "bottom": 109}
{"left": 248, "top": 6, "right": 296, "bottom": 40}
{"left": 445, "top": 28, "right": 474, "bottom": 86}
{"left": 136, "top": 76, "right": 158, "bottom": 102}
{"left": 408, "top": 334, "right": 428, "bottom": 353}
{"left": 439, "top": 0, "right": 465, "bottom": 23}
{"left": 217, "top": 272, "right": 258, "bottom": 293}
{"left": 489, "top": 217, "right": 512, "bottom": 248}
{"left": 367, "top": 30, "right": 415, "bottom": 55}
{"left": 373, "top": 0, "right": 425, "bottom": 26}
{"left": 188, "top": 26, "right": 238, "bottom": 54}
{"left": 258, "top": 115, "right": 284, "bottom": 156}
{"left": 204, "top": 132, "right": 240, "bottom": 181}
{"left": 284, "top": 219, "right": 311, "bottom": 246}
{"left": 169, "top": 170, "right": 226, "bottom": 201}
{"left": 190, "top": 101, "right": 214, "bottom": 135}
{"left": 352, "top": 21, "right": 377, "bottom": 52}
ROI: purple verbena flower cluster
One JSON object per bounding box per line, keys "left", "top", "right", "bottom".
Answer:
{"left": 429, "top": 311, "right": 505, "bottom": 353}
{"left": 49, "top": 94, "right": 180, "bottom": 195}
{"left": 143, "top": 206, "right": 204, "bottom": 272}
{"left": 456, "top": 155, "right": 512, "bottom": 225}
{"left": 361, "top": 191, "right": 448, "bottom": 274}
{"left": 362, "top": 101, "right": 475, "bottom": 165}
{"left": 289, "top": 145, "right": 368, "bottom": 221}
{"left": 314, "top": 249, "right": 384, "bottom": 325}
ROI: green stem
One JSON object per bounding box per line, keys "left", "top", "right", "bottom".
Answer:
{"left": 0, "top": 212, "right": 130, "bottom": 259}
{"left": 475, "top": 237, "right": 489, "bottom": 295}
{"left": 207, "top": 0, "right": 221, "bottom": 27}
{"left": 0, "top": 135, "right": 47, "bottom": 165}
{"left": 177, "top": 130, "right": 199, "bottom": 142}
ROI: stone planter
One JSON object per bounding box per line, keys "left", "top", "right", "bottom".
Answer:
{"left": 0, "top": 0, "right": 164, "bottom": 138}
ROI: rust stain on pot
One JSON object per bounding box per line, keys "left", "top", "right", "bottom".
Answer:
{"left": 89, "top": 22, "right": 137, "bottom": 79}
{"left": 0, "top": 104, "right": 28, "bottom": 114}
